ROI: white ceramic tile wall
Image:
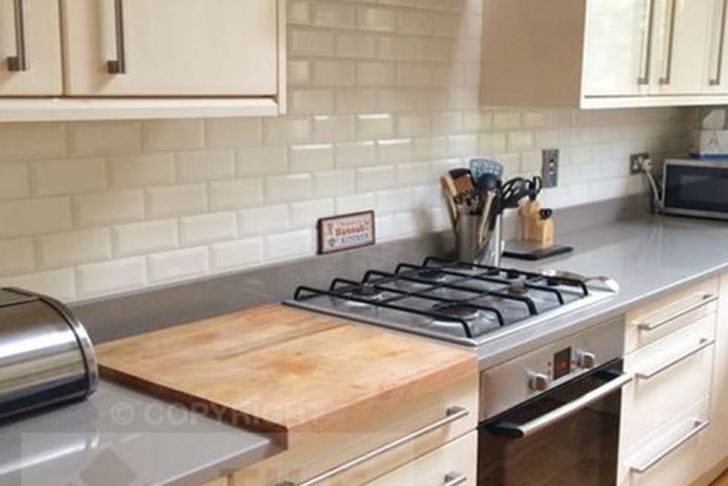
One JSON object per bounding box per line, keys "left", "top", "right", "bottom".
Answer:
{"left": 0, "top": 0, "right": 696, "bottom": 302}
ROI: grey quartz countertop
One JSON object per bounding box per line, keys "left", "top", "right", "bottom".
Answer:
{"left": 0, "top": 382, "right": 278, "bottom": 486}
{"left": 477, "top": 214, "right": 728, "bottom": 369}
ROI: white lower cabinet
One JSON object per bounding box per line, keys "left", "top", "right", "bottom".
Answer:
{"left": 366, "top": 431, "right": 477, "bottom": 486}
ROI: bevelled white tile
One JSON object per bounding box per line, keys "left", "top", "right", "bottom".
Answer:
{"left": 205, "top": 118, "right": 264, "bottom": 148}
{"left": 289, "top": 29, "right": 334, "bottom": 57}
{"left": 290, "top": 199, "right": 335, "bottom": 229}
{"left": 113, "top": 219, "right": 178, "bottom": 257}
{"left": 236, "top": 146, "right": 288, "bottom": 177}
{"left": 210, "top": 178, "right": 264, "bottom": 210}
{"left": 31, "top": 157, "right": 107, "bottom": 196}
{"left": 109, "top": 153, "right": 175, "bottom": 189}
{"left": 335, "top": 193, "right": 376, "bottom": 214}
{"left": 313, "top": 170, "right": 357, "bottom": 198}
{"left": 378, "top": 138, "right": 412, "bottom": 163}
{"left": 313, "top": 2, "right": 355, "bottom": 28}
{"left": 77, "top": 257, "right": 146, "bottom": 298}
{"left": 264, "top": 174, "right": 312, "bottom": 203}
{"left": 335, "top": 141, "right": 377, "bottom": 168}
{"left": 210, "top": 238, "right": 263, "bottom": 272}
{"left": 357, "top": 165, "right": 398, "bottom": 193}
{"left": 74, "top": 190, "right": 145, "bottom": 227}
{"left": 0, "top": 197, "right": 72, "bottom": 238}
{"left": 336, "top": 33, "right": 377, "bottom": 58}
{"left": 142, "top": 119, "right": 204, "bottom": 151}
{"left": 180, "top": 211, "right": 237, "bottom": 245}
{"left": 312, "top": 60, "right": 356, "bottom": 87}
{"left": 356, "top": 113, "right": 394, "bottom": 139}
{"left": 38, "top": 228, "right": 112, "bottom": 269}
{"left": 264, "top": 229, "right": 314, "bottom": 261}
{"left": 357, "top": 5, "right": 396, "bottom": 32}
{"left": 148, "top": 247, "right": 208, "bottom": 284}
{"left": 239, "top": 205, "right": 290, "bottom": 236}
{"left": 312, "top": 115, "right": 356, "bottom": 142}
{"left": 2, "top": 268, "right": 76, "bottom": 301}
{"left": 176, "top": 149, "right": 235, "bottom": 182}
{"left": 0, "top": 238, "right": 34, "bottom": 277}
{"left": 290, "top": 144, "right": 334, "bottom": 173}
{"left": 0, "top": 162, "right": 29, "bottom": 200}
{"left": 0, "top": 123, "right": 65, "bottom": 161}
{"left": 68, "top": 121, "right": 141, "bottom": 156}
{"left": 146, "top": 184, "right": 207, "bottom": 218}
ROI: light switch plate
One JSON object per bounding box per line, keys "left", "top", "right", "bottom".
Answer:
{"left": 542, "top": 149, "right": 559, "bottom": 188}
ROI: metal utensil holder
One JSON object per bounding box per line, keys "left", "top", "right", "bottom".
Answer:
{"left": 456, "top": 212, "right": 503, "bottom": 266}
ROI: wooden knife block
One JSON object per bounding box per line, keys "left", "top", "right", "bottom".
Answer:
{"left": 521, "top": 201, "right": 554, "bottom": 246}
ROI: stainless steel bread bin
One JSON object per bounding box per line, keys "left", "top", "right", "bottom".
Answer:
{"left": 0, "top": 287, "right": 97, "bottom": 420}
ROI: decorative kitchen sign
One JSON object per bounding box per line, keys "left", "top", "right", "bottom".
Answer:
{"left": 317, "top": 211, "right": 376, "bottom": 255}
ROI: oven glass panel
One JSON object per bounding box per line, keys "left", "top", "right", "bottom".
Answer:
{"left": 664, "top": 164, "right": 728, "bottom": 213}
{"left": 479, "top": 365, "right": 621, "bottom": 486}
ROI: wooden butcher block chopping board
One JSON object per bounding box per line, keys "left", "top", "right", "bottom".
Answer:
{"left": 96, "top": 304, "right": 477, "bottom": 447}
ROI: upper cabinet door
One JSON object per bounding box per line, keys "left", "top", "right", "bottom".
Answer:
{"left": 582, "top": 0, "right": 654, "bottom": 97}
{"left": 650, "top": 0, "right": 713, "bottom": 95}
{"left": 704, "top": 0, "right": 728, "bottom": 93}
{"left": 0, "top": 0, "right": 63, "bottom": 96}
{"left": 60, "top": 0, "right": 279, "bottom": 97}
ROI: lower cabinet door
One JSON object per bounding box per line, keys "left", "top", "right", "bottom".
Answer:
{"left": 366, "top": 431, "right": 478, "bottom": 486}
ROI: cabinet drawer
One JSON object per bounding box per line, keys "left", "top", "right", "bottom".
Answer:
{"left": 621, "top": 314, "right": 716, "bottom": 449}
{"left": 618, "top": 398, "right": 711, "bottom": 486}
{"left": 232, "top": 375, "right": 478, "bottom": 486}
{"left": 626, "top": 278, "right": 718, "bottom": 353}
{"left": 365, "top": 431, "right": 477, "bottom": 486}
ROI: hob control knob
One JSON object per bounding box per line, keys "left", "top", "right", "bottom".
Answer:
{"left": 529, "top": 373, "right": 550, "bottom": 392}
{"left": 577, "top": 352, "right": 597, "bottom": 370}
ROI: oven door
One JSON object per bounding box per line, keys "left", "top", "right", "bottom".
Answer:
{"left": 663, "top": 162, "right": 728, "bottom": 219}
{"left": 478, "top": 362, "right": 631, "bottom": 486}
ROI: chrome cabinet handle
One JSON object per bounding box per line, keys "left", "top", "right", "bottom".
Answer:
{"left": 636, "top": 338, "right": 715, "bottom": 380}
{"left": 629, "top": 419, "right": 709, "bottom": 473}
{"left": 659, "top": 0, "right": 678, "bottom": 85}
{"left": 711, "top": 0, "right": 728, "bottom": 86}
{"left": 636, "top": 293, "right": 717, "bottom": 331}
{"left": 443, "top": 472, "right": 468, "bottom": 486}
{"left": 7, "top": 0, "right": 28, "bottom": 72}
{"left": 276, "top": 407, "right": 469, "bottom": 486}
{"left": 638, "top": 0, "right": 657, "bottom": 85}
{"left": 489, "top": 373, "right": 632, "bottom": 439}
{"left": 107, "top": 0, "right": 127, "bottom": 74}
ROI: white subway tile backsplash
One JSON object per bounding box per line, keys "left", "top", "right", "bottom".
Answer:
{"left": 2, "top": 268, "right": 76, "bottom": 301}
{"left": 239, "top": 205, "right": 290, "bottom": 236}
{"left": 176, "top": 149, "right": 235, "bottom": 182}
{"left": 0, "top": 162, "right": 29, "bottom": 200}
{"left": 31, "top": 158, "right": 107, "bottom": 196}
{"left": 0, "top": 0, "right": 693, "bottom": 301}
{"left": 148, "top": 247, "right": 208, "bottom": 284}
{"left": 146, "top": 184, "right": 207, "bottom": 218}
{"left": 114, "top": 219, "right": 178, "bottom": 257}
{"left": 210, "top": 178, "right": 264, "bottom": 210}
{"left": 264, "top": 229, "right": 314, "bottom": 261}
{"left": 180, "top": 212, "right": 237, "bottom": 245}
{"left": 77, "top": 257, "right": 146, "bottom": 298}
{"left": 0, "top": 197, "right": 72, "bottom": 238}
{"left": 38, "top": 228, "right": 112, "bottom": 269}
{"left": 210, "top": 238, "right": 263, "bottom": 271}
{"left": 108, "top": 153, "right": 176, "bottom": 189}
{"left": 0, "top": 238, "right": 34, "bottom": 277}
{"left": 75, "top": 190, "right": 145, "bottom": 227}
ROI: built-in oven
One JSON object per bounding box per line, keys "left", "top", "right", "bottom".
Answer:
{"left": 477, "top": 319, "right": 629, "bottom": 486}
{"left": 662, "top": 158, "right": 728, "bottom": 220}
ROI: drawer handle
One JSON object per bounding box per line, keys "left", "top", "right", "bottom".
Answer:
{"left": 635, "top": 338, "right": 715, "bottom": 380}
{"left": 638, "top": 0, "right": 657, "bottom": 85}
{"left": 444, "top": 472, "right": 468, "bottom": 486}
{"left": 711, "top": 0, "right": 728, "bottom": 86}
{"left": 629, "top": 418, "right": 709, "bottom": 473}
{"left": 277, "top": 407, "right": 469, "bottom": 486}
{"left": 107, "top": 0, "right": 127, "bottom": 74}
{"left": 7, "top": 0, "right": 28, "bottom": 72}
{"left": 636, "top": 293, "right": 717, "bottom": 331}
{"left": 658, "top": 0, "right": 678, "bottom": 85}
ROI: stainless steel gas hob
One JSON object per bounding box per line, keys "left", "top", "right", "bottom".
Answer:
{"left": 285, "top": 256, "right": 619, "bottom": 347}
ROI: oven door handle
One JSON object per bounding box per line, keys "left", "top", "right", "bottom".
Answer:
{"left": 487, "top": 373, "right": 632, "bottom": 439}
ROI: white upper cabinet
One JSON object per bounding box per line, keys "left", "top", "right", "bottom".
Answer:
{"left": 0, "top": 0, "right": 63, "bottom": 95}
{"left": 60, "top": 0, "right": 279, "bottom": 97}
{"left": 648, "top": 0, "right": 713, "bottom": 96}
{"left": 482, "top": 0, "right": 728, "bottom": 108}
{"left": 582, "top": 0, "right": 653, "bottom": 98}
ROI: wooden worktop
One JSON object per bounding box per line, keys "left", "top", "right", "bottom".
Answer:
{"left": 96, "top": 304, "right": 477, "bottom": 446}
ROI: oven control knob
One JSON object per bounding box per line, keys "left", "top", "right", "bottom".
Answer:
{"left": 577, "top": 352, "right": 597, "bottom": 370}
{"left": 529, "top": 373, "right": 550, "bottom": 392}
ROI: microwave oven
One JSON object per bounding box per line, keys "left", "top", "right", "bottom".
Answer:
{"left": 662, "top": 158, "right": 728, "bottom": 220}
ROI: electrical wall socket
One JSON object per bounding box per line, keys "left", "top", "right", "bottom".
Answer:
{"left": 630, "top": 152, "right": 651, "bottom": 174}
{"left": 542, "top": 149, "right": 559, "bottom": 188}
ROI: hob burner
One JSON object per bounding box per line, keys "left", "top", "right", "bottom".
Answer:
{"left": 415, "top": 268, "right": 448, "bottom": 282}
{"left": 432, "top": 303, "right": 481, "bottom": 321}
{"left": 345, "top": 284, "right": 384, "bottom": 305}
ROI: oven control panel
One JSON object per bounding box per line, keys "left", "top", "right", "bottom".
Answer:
{"left": 479, "top": 318, "right": 625, "bottom": 421}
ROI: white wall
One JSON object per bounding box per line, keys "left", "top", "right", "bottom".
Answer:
{"left": 0, "top": 0, "right": 695, "bottom": 302}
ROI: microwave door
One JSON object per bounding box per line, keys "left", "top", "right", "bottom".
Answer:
{"left": 664, "top": 164, "right": 728, "bottom": 216}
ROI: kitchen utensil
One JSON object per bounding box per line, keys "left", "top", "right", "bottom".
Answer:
{"left": 470, "top": 159, "right": 504, "bottom": 183}
{"left": 500, "top": 177, "right": 530, "bottom": 209}
{"left": 527, "top": 176, "right": 543, "bottom": 201}
{"left": 449, "top": 168, "right": 474, "bottom": 194}
{"left": 0, "top": 288, "right": 98, "bottom": 420}
{"left": 440, "top": 176, "right": 459, "bottom": 229}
